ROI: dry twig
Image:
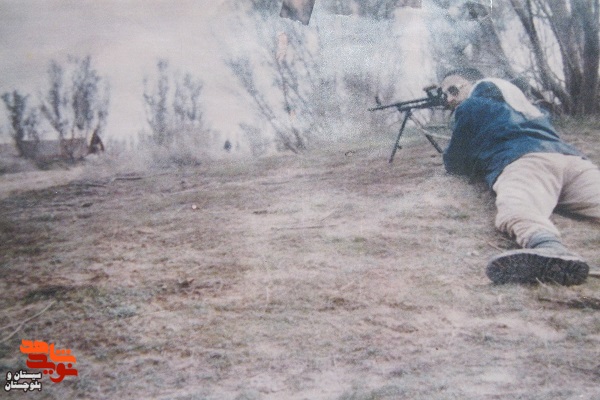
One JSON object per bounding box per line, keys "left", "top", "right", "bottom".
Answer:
{"left": 486, "top": 241, "right": 504, "bottom": 251}
{"left": 538, "top": 296, "right": 600, "bottom": 310}
{"left": 0, "top": 301, "right": 56, "bottom": 344}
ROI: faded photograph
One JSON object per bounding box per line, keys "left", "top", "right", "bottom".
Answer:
{"left": 2, "top": 1, "right": 600, "bottom": 399}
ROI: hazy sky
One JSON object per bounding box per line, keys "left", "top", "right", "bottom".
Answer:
{"left": 0, "top": 1, "right": 432, "bottom": 146}
{"left": 0, "top": 0, "right": 252, "bottom": 143}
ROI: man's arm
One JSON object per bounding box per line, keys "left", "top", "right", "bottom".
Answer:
{"left": 443, "top": 104, "right": 475, "bottom": 176}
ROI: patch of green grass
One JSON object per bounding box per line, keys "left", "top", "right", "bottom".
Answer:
{"left": 338, "top": 385, "right": 405, "bottom": 400}
{"left": 444, "top": 206, "right": 470, "bottom": 220}
{"left": 24, "top": 284, "right": 77, "bottom": 303}
{"left": 107, "top": 305, "right": 138, "bottom": 319}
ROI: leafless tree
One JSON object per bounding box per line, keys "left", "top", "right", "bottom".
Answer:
{"left": 40, "top": 56, "right": 109, "bottom": 160}
{"left": 1, "top": 90, "right": 40, "bottom": 158}
{"left": 509, "top": 0, "right": 600, "bottom": 114}
{"left": 143, "top": 60, "right": 208, "bottom": 145}
{"left": 430, "top": 0, "right": 600, "bottom": 115}
{"left": 143, "top": 59, "right": 171, "bottom": 146}
{"left": 173, "top": 73, "right": 205, "bottom": 127}
{"left": 141, "top": 59, "right": 211, "bottom": 166}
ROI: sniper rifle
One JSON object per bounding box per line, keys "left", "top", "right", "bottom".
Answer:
{"left": 369, "top": 86, "right": 448, "bottom": 163}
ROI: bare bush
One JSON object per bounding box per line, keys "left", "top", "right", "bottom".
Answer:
{"left": 240, "top": 123, "right": 270, "bottom": 157}
{"left": 226, "top": 55, "right": 308, "bottom": 153}
{"left": 323, "top": 0, "right": 421, "bottom": 19}
{"left": 225, "top": 1, "right": 408, "bottom": 153}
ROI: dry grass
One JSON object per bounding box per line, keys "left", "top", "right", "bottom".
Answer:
{"left": 1, "top": 126, "right": 600, "bottom": 399}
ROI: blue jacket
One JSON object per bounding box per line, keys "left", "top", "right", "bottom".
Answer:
{"left": 443, "top": 81, "right": 584, "bottom": 188}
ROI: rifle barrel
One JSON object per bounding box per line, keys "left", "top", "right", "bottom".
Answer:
{"left": 368, "top": 97, "right": 445, "bottom": 112}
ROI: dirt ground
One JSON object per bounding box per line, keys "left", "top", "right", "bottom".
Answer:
{"left": 2, "top": 125, "right": 600, "bottom": 399}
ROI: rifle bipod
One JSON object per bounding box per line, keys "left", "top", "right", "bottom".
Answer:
{"left": 388, "top": 109, "right": 443, "bottom": 163}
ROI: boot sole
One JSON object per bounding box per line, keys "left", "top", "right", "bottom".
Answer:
{"left": 486, "top": 249, "right": 589, "bottom": 286}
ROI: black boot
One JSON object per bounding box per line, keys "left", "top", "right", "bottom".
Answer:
{"left": 486, "top": 232, "right": 589, "bottom": 285}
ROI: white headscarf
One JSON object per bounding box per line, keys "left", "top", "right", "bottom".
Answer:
{"left": 470, "top": 78, "right": 544, "bottom": 120}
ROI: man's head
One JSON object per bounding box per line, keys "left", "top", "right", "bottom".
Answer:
{"left": 441, "top": 67, "right": 484, "bottom": 109}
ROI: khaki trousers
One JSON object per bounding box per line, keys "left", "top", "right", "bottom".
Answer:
{"left": 492, "top": 152, "right": 600, "bottom": 247}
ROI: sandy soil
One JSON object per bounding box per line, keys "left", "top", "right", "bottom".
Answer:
{"left": 1, "top": 128, "right": 600, "bottom": 399}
